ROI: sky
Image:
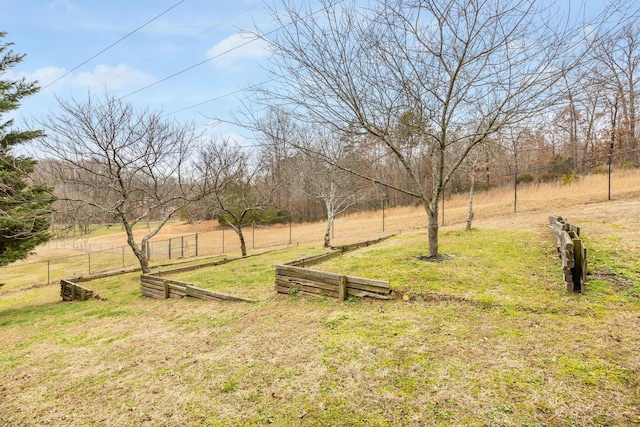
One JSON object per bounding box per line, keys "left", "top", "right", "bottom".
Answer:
{"left": 1, "top": 0, "right": 616, "bottom": 150}
{"left": 1, "top": 0, "right": 279, "bottom": 145}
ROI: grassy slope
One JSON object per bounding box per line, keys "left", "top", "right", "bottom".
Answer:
{"left": 1, "top": 202, "right": 639, "bottom": 426}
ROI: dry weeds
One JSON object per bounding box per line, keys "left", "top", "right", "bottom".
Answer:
{"left": 1, "top": 172, "right": 639, "bottom": 426}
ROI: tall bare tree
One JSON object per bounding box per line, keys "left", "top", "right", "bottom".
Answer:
{"left": 254, "top": 0, "right": 611, "bottom": 258}
{"left": 197, "top": 138, "right": 272, "bottom": 257}
{"left": 594, "top": 21, "right": 640, "bottom": 161}
{"left": 300, "top": 132, "right": 372, "bottom": 247}
{"left": 38, "top": 94, "right": 210, "bottom": 273}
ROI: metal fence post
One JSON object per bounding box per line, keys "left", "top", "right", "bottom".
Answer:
{"left": 608, "top": 151, "right": 612, "bottom": 201}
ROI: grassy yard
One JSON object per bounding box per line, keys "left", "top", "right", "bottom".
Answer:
{"left": 1, "top": 200, "right": 639, "bottom": 426}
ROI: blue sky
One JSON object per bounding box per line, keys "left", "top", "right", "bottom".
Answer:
{"left": 1, "top": 0, "right": 616, "bottom": 147}
{"left": 2, "top": 0, "right": 276, "bottom": 143}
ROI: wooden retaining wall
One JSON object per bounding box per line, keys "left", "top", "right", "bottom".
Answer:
{"left": 275, "top": 264, "right": 391, "bottom": 300}
{"left": 60, "top": 279, "right": 94, "bottom": 301}
{"left": 285, "top": 235, "right": 397, "bottom": 268}
{"left": 284, "top": 250, "right": 343, "bottom": 268}
{"left": 275, "top": 236, "right": 396, "bottom": 301}
{"left": 549, "top": 216, "right": 587, "bottom": 293}
{"left": 140, "top": 274, "right": 256, "bottom": 303}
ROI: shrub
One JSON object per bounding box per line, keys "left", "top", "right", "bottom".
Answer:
{"left": 620, "top": 161, "right": 639, "bottom": 169}
{"left": 516, "top": 173, "right": 534, "bottom": 184}
{"left": 539, "top": 172, "right": 558, "bottom": 183}
{"left": 561, "top": 172, "right": 577, "bottom": 185}
{"left": 591, "top": 166, "right": 608, "bottom": 174}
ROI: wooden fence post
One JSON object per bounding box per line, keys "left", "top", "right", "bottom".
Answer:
{"left": 339, "top": 275, "right": 347, "bottom": 301}
{"left": 572, "top": 236, "right": 585, "bottom": 293}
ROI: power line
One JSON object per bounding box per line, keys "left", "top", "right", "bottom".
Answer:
{"left": 123, "top": 32, "right": 259, "bottom": 98}
{"left": 106, "top": 3, "right": 262, "bottom": 85}
{"left": 124, "top": 0, "right": 347, "bottom": 98}
{"left": 165, "top": 77, "right": 278, "bottom": 116}
{"left": 41, "top": 0, "right": 185, "bottom": 91}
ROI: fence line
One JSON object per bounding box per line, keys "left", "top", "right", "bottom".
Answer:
{"left": 1, "top": 159, "right": 637, "bottom": 290}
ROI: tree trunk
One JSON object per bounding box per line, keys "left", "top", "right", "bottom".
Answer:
{"left": 128, "top": 235, "right": 150, "bottom": 274}
{"left": 237, "top": 226, "right": 247, "bottom": 257}
{"left": 421, "top": 197, "right": 439, "bottom": 257}
{"left": 427, "top": 209, "right": 439, "bottom": 257}
{"left": 323, "top": 216, "right": 334, "bottom": 248}
{"left": 466, "top": 173, "right": 476, "bottom": 231}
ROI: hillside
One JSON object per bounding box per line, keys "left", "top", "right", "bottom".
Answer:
{"left": 0, "top": 185, "right": 639, "bottom": 425}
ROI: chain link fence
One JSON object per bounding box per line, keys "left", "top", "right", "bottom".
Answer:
{"left": 2, "top": 151, "right": 639, "bottom": 291}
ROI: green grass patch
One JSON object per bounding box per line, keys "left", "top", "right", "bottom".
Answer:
{"left": 171, "top": 245, "right": 329, "bottom": 300}
{"left": 1, "top": 209, "right": 639, "bottom": 426}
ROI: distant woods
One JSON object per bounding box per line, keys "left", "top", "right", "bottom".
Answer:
{"left": 28, "top": 0, "right": 640, "bottom": 261}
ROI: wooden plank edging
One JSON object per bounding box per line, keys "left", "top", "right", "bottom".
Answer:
{"left": 140, "top": 274, "right": 256, "bottom": 303}
{"left": 548, "top": 215, "right": 587, "bottom": 293}
{"left": 275, "top": 264, "right": 391, "bottom": 301}
{"left": 60, "top": 279, "right": 94, "bottom": 301}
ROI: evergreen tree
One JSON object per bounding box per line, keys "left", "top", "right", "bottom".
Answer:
{"left": 0, "top": 32, "right": 52, "bottom": 266}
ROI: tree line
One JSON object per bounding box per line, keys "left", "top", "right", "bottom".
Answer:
{"left": 2, "top": 0, "right": 639, "bottom": 273}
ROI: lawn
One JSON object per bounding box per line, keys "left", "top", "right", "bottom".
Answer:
{"left": 0, "top": 200, "right": 639, "bottom": 426}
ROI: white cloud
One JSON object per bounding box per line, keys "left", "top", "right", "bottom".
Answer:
{"left": 6, "top": 66, "right": 69, "bottom": 93}
{"left": 206, "top": 32, "right": 269, "bottom": 69}
{"left": 49, "top": 0, "right": 75, "bottom": 12}
{"left": 72, "top": 64, "right": 156, "bottom": 90}
{"left": 7, "top": 64, "right": 155, "bottom": 92}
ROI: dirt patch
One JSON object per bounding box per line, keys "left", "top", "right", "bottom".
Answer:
{"left": 416, "top": 254, "right": 456, "bottom": 262}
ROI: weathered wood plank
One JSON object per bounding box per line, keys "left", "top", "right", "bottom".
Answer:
{"left": 275, "top": 281, "right": 339, "bottom": 298}
{"left": 141, "top": 288, "right": 165, "bottom": 299}
{"left": 185, "top": 285, "right": 256, "bottom": 302}
{"left": 276, "top": 265, "right": 343, "bottom": 285}
{"left": 347, "top": 288, "right": 392, "bottom": 300}
{"left": 550, "top": 215, "right": 587, "bottom": 293}
{"left": 275, "top": 285, "right": 331, "bottom": 298}
{"left": 346, "top": 277, "right": 391, "bottom": 294}
{"left": 276, "top": 275, "right": 338, "bottom": 292}
{"left": 286, "top": 250, "right": 343, "bottom": 267}
{"left": 60, "top": 280, "right": 93, "bottom": 301}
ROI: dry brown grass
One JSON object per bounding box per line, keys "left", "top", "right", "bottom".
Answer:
{"left": 1, "top": 171, "right": 639, "bottom": 426}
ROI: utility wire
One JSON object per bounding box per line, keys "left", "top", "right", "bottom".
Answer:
{"left": 124, "top": 0, "right": 346, "bottom": 98}
{"left": 165, "top": 76, "right": 278, "bottom": 116}
{"left": 41, "top": 0, "right": 185, "bottom": 90}
{"left": 124, "top": 32, "right": 259, "bottom": 98}
{"left": 106, "top": 3, "right": 261, "bottom": 85}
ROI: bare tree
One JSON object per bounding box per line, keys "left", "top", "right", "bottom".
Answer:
{"left": 300, "top": 132, "right": 372, "bottom": 247}
{"left": 254, "top": 0, "right": 611, "bottom": 258}
{"left": 37, "top": 94, "right": 209, "bottom": 273}
{"left": 594, "top": 21, "right": 640, "bottom": 162}
{"left": 197, "top": 138, "right": 272, "bottom": 257}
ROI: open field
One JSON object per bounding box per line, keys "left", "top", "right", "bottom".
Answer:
{"left": 2, "top": 168, "right": 639, "bottom": 291}
{"left": 0, "top": 174, "right": 639, "bottom": 426}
